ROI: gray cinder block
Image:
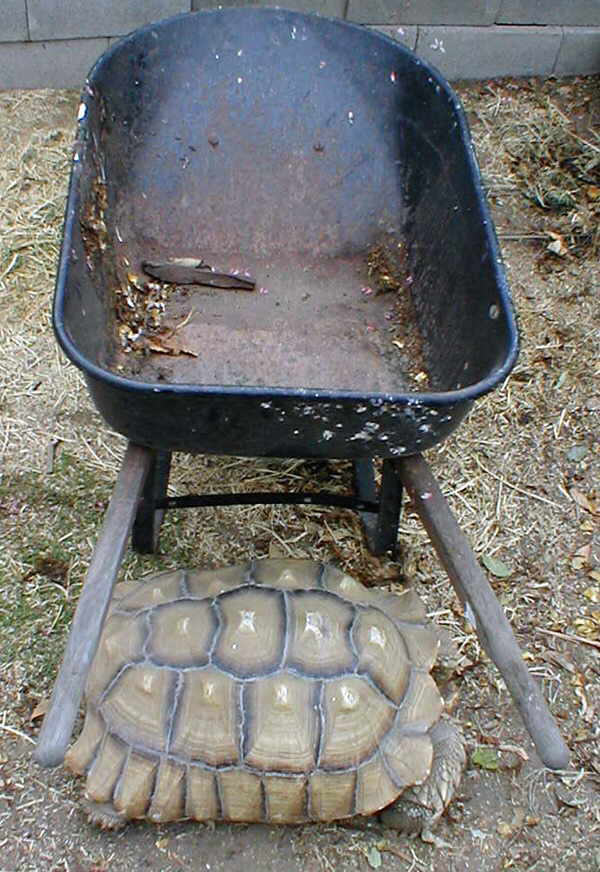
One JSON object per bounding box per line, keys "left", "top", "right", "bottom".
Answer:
{"left": 0, "top": 38, "right": 109, "bottom": 90}
{"left": 191, "top": 0, "right": 346, "bottom": 14}
{"left": 27, "top": 0, "right": 191, "bottom": 41}
{"left": 347, "top": 1, "right": 501, "bottom": 26}
{"left": 554, "top": 27, "right": 600, "bottom": 75}
{"left": 1, "top": 0, "right": 28, "bottom": 41}
{"left": 497, "top": 1, "right": 600, "bottom": 27}
{"left": 368, "top": 24, "right": 418, "bottom": 50}
{"left": 415, "top": 25, "right": 563, "bottom": 80}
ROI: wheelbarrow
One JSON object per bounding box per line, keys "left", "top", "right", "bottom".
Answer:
{"left": 35, "top": 8, "right": 569, "bottom": 772}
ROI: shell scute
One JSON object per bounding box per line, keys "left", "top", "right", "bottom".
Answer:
{"left": 381, "top": 588, "right": 428, "bottom": 623}
{"left": 84, "top": 733, "right": 127, "bottom": 804}
{"left": 310, "top": 770, "right": 356, "bottom": 821}
{"left": 380, "top": 730, "right": 433, "bottom": 789}
{"left": 116, "top": 569, "right": 186, "bottom": 612}
{"left": 395, "top": 672, "right": 443, "bottom": 734}
{"left": 251, "top": 558, "right": 323, "bottom": 589}
{"left": 396, "top": 621, "right": 440, "bottom": 671}
{"left": 285, "top": 590, "right": 355, "bottom": 676}
{"left": 110, "top": 579, "right": 145, "bottom": 608}
{"left": 243, "top": 672, "right": 319, "bottom": 773}
{"left": 263, "top": 775, "right": 308, "bottom": 822}
{"left": 218, "top": 769, "right": 263, "bottom": 821}
{"left": 214, "top": 587, "right": 285, "bottom": 676}
{"left": 101, "top": 664, "right": 174, "bottom": 752}
{"left": 149, "top": 599, "right": 216, "bottom": 668}
{"left": 65, "top": 706, "right": 105, "bottom": 775}
{"left": 355, "top": 752, "right": 400, "bottom": 815}
{"left": 186, "top": 563, "right": 250, "bottom": 597}
{"left": 186, "top": 767, "right": 219, "bottom": 820}
{"left": 320, "top": 564, "right": 380, "bottom": 605}
{"left": 147, "top": 759, "right": 186, "bottom": 822}
{"left": 113, "top": 752, "right": 158, "bottom": 819}
{"left": 99, "top": 664, "right": 177, "bottom": 753}
{"left": 319, "top": 677, "right": 396, "bottom": 770}
{"left": 86, "top": 611, "right": 147, "bottom": 703}
{"left": 170, "top": 667, "right": 240, "bottom": 766}
{"left": 353, "top": 607, "right": 411, "bottom": 703}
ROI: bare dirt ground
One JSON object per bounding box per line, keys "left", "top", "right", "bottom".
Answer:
{"left": 0, "top": 76, "right": 598, "bottom": 872}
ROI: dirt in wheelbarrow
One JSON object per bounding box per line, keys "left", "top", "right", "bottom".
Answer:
{"left": 0, "top": 77, "right": 599, "bottom": 872}
{"left": 111, "top": 243, "right": 430, "bottom": 394}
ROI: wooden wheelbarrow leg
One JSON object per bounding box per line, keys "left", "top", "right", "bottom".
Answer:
{"left": 399, "top": 454, "right": 570, "bottom": 771}
{"left": 34, "top": 443, "right": 153, "bottom": 768}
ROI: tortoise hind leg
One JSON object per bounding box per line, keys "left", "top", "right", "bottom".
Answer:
{"left": 379, "top": 718, "right": 466, "bottom": 835}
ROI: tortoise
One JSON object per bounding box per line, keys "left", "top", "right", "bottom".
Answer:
{"left": 65, "top": 559, "right": 465, "bottom": 832}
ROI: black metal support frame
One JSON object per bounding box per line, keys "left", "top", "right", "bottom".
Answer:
{"left": 353, "top": 459, "right": 404, "bottom": 557}
{"left": 131, "top": 450, "right": 172, "bottom": 553}
{"left": 132, "top": 452, "right": 404, "bottom": 558}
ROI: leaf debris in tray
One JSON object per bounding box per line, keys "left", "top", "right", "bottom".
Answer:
{"left": 366, "top": 242, "right": 404, "bottom": 293}
{"left": 80, "top": 178, "right": 108, "bottom": 268}
{"left": 114, "top": 270, "right": 194, "bottom": 356}
{"left": 366, "top": 241, "right": 430, "bottom": 387}
{"left": 114, "top": 257, "right": 258, "bottom": 357}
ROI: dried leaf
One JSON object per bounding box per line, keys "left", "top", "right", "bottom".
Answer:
{"left": 366, "top": 845, "right": 382, "bottom": 869}
{"left": 496, "top": 812, "right": 526, "bottom": 837}
{"left": 554, "top": 786, "right": 585, "bottom": 808}
{"left": 547, "top": 231, "right": 568, "bottom": 257}
{"left": 543, "top": 650, "right": 576, "bottom": 673}
{"left": 573, "top": 617, "right": 599, "bottom": 639}
{"left": 511, "top": 807, "right": 526, "bottom": 828}
{"left": 147, "top": 332, "right": 198, "bottom": 358}
{"left": 30, "top": 698, "right": 50, "bottom": 723}
{"left": 572, "top": 545, "right": 591, "bottom": 570}
{"left": 583, "top": 585, "right": 600, "bottom": 603}
{"left": 471, "top": 747, "right": 500, "bottom": 770}
{"left": 481, "top": 554, "right": 512, "bottom": 578}
{"left": 570, "top": 488, "right": 596, "bottom": 514}
{"left": 498, "top": 743, "right": 529, "bottom": 762}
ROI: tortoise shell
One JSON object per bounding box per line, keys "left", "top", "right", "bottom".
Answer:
{"left": 65, "top": 559, "right": 443, "bottom": 825}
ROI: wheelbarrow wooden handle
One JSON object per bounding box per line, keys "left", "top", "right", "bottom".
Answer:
{"left": 399, "top": 454, "right": 570, "bottom": 770}
{"left": 34, "top": 443, "right": 152, "bottom": 768}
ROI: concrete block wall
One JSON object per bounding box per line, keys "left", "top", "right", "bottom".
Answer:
{"left": 1, "top": 1, "right": 599, "bottom": 89}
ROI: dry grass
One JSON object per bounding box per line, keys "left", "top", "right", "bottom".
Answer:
{"left": 0, "top": 79, "right": 599, "bottom": 872}
{"left": 463, "top": 77, "right": 600, "bottom": 257}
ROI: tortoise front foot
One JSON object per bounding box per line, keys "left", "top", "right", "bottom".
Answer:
{"left": 379, "top": 718, "right": 466, "bottom": 836}
{"left": 83, "top": 798, "right": 128, "bottom": 830}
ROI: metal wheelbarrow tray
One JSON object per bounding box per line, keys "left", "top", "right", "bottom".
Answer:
{"left": 38, "top": 9, "right": 569, "bottom": 773}
{"left": 54, "top": 7, "right": 517, "bottom": 459}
